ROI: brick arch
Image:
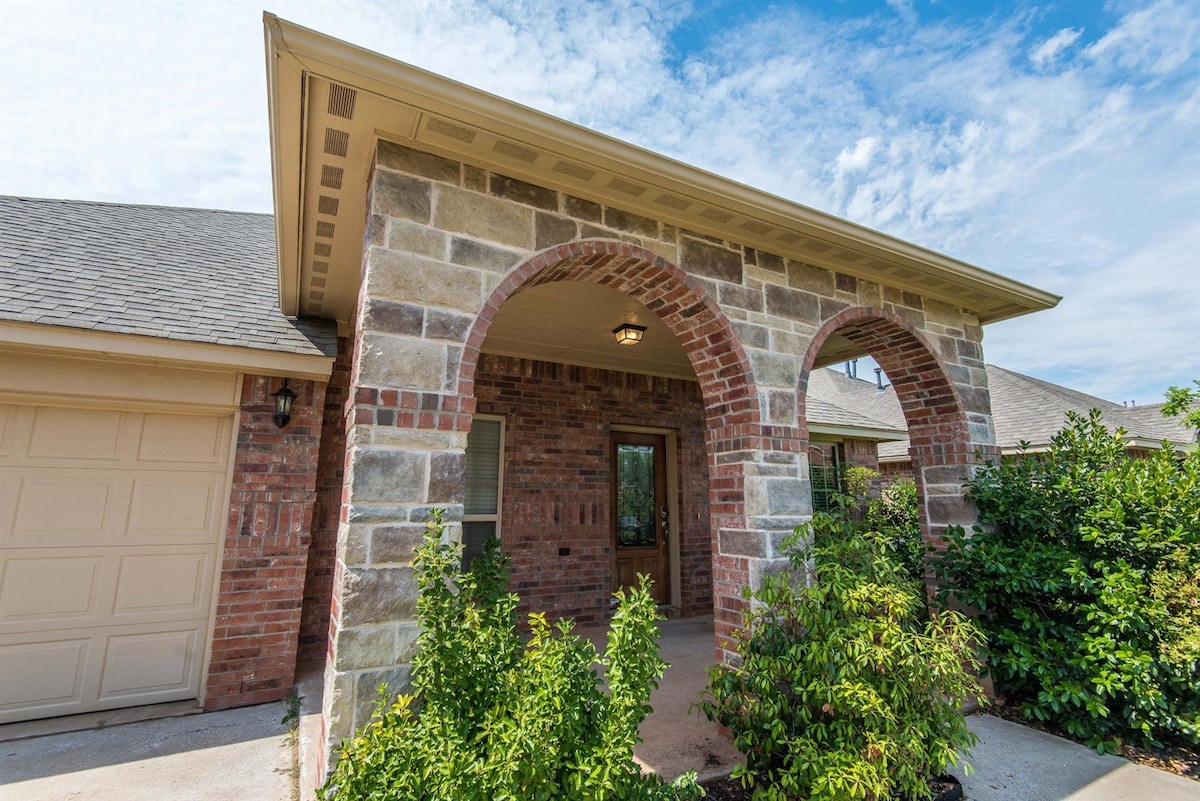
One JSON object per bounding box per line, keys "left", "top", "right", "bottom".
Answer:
{"left": 457, "top": 238, "right": 778, "bottom": 651}
{"left": 798, "top": 306, "right": 980, "bottom": 589}
{"left": 457, "top": 239, "right": 761, "bottom": 442}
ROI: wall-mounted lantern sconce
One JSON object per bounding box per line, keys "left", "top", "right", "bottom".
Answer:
{"left": 272, "top": 379, "right": 298, "bottom": 428}
{"left": 612, "top": 323, "right": 646, "bottom": 346}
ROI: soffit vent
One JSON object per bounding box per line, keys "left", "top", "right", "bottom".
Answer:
{"left": 654, "top": 193, "right": 691, "bottom": 211}
{"left": 318, "top": 196, "right": 340, "bottom": 216}
{"left": 315, "top": 221, "right": 336, "bottom": 238}
{"left": 324, "top": 128, "right": 350, "bottom": 157}
{"left": 327, "top": 83, "right": 357, "bottom": 119}
{"left": 699, "top": 208, "right": 734, "bottom": 223}
{"left": 321, "top": 165, "right": 344, "bottom": 189}
{"left": 493, "top": 139, "right": 539, "bottom": 163}
{"left": 607, "top": 177, "right": 647, "bottom": 196}
{"left": 426, "top": 117, "right": 477, "bottom": 144}
{"left": 553, "top": 160, "right": 596, "bottom": 181}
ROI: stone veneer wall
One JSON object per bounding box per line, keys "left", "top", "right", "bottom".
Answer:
{"left": 205, "top": 375, "right": 325, "bottom": 710}
{"left": 474, "top": 353, "right": 712, "bottom": 623}
{"left": 318, "top": 139, "right": 999, "bottom": 767}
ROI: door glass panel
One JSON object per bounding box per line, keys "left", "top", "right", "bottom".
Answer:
{"left": 462, "top": 521, "right": 497, "bottom": 570}
{"left": 616, "top": 443, "right": 656, "bottom": 547}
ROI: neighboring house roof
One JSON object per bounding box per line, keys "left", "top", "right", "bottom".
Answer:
{"left": 804, "top": 395, "right": 907, "bottom": 442}
{"left": 807, "top": 364, "right": 1195, "bottom": 461}
{"left": 0, "top": 196, "right": 336, "bottom": 358}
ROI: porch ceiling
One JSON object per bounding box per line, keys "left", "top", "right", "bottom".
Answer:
{"left": 264, "top": 14, "right": 1061, "bottom": 330}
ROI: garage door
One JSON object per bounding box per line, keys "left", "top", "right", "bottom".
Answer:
{"left": 0, "top": 402, "right": 233, "bottom": 723}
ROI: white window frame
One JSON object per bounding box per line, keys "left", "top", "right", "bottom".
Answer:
{"left": 462, "top": 414, "right": 505, "bottom": 557}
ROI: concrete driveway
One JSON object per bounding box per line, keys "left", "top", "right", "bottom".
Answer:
{"left": 0, "top": 701, "right": 295, "bottom": 801}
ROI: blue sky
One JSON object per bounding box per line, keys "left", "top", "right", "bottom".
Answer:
{"left": 1, "top": 0, "right": 1196, "bottom": 405}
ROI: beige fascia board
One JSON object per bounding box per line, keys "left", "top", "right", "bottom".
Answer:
{"left": 262, "top": 13, "right": 1061, "bottom": 324}
{"left": 807, "top": 422, "right": 909, "bottom": 442}
{"left": 265, "top": 14, "right": 307, "bottom": 317}
{"left": 1123, "top": 436, "right": 1196, "bottom": 453}
{"left": 0, "top": 320, "right": 333, "bottom": 381}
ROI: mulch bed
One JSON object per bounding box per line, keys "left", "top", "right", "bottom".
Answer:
{"left": 986, "top": 702, "right": 1199, "bottom": 782}
{"left": 699, "top": 773, "right": 960, "bottom": 800}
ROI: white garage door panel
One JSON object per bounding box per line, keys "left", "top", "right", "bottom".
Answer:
{"left": 0, "top": 402, "right": 232, "bottom": 723}
{"left": 0, "top": 637, "right": 89, "bottom": 711}
{"left": 0, "top": 555, "right": 102, "bottom": 621}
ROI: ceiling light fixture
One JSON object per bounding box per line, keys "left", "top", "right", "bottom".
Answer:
{"left": 612, "top": 323, "right": 647, "bottom": 346}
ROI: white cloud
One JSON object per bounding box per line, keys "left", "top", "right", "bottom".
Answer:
{"left": 0, "top": 0, "right": 1196, "bottom": 403}
{"left": 1030, "top": 27, "right": 1083, "bottom": 69}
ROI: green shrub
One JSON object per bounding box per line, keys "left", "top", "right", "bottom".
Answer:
{"left": 320, "top": 511, "right": 701, "bottom": 801}
{"left": 864, "top": 477, "right": 924, "bottom": 584}
{"left": 935, "top": 410, "right": 1200, "bottom": 751}
{"left": 700, "top": 512, "right": 983, "bottom": 801}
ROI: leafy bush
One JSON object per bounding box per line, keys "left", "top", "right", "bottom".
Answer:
{"left": 865, "top": 478, "right": 923, "bottom": 584}
{"left": 320, "top": 510, "right": 701, "bottom": 801}
{"left": 934, "top": 410, "right": 1200, "bottom": 751}
{"left": 701, "top": 511, "right": 983, "bottom": 801}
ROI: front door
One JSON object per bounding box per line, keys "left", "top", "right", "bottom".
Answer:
{"left": 611, "top": 431, "right": 670, "bottom": 604}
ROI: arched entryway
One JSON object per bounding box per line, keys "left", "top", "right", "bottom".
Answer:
{"left": 799, "top": 306, "right": 998, "bottom": 592}
{"left": 454, "top": 239, "right": 787, "bottom": 653}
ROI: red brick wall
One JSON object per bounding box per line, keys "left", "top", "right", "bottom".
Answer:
{"left": 204, "top": 375, "right": 326, "bottom": 710}
{"left": 474, "top": 354, "right": 712, "bottom": 624}
{"left": 879, "top": 459, "right": 914, "bottom": 487}
{"left": 298, "top": 337, "right": 352, "bottom": 664}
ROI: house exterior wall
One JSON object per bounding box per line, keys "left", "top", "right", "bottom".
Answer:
{"left": 318, "top": 140, "right": 999, "bottom": 768}
{"left": 204, "top": 375, "right": 325, "bottom": 710}
{"left": 474, "top": 353, "right": 712, "bottom": 623}
{"left": 298, "top": 336, "right": 353, "bottom": 664}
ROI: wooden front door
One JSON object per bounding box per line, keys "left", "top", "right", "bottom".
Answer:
{"left": 612, "top": 431, "right": 670, "bottom": 604}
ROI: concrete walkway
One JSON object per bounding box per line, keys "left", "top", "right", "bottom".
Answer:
{"left": 0, "top": 701, "right": 296, "bottom": 801}
{"left": 3, "top": 621, "right": 1196, "bottom": 801}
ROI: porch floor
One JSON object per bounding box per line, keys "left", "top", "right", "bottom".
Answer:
{"left": 578, "top": 614, "right": 744, "bottom": 782}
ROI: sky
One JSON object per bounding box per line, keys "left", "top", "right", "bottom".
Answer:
{"left": 1, "top": 0, "right": 1197, "bottom": 405}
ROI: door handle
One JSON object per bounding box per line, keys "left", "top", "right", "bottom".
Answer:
{"left": 660, "top": 506, "right": 669, "bottom": 545}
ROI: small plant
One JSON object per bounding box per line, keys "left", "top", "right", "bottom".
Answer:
{"left": 935, "top": 409, "right": 1200, "bottom": 751}
{"left": 281, "top": 687, "right": 301, "bottom": 730}
{"left": 701, "top": 510, "right": 983, "bottom": 801}
{"left": 319, "top": 510, "right": 700, "bottom": 801}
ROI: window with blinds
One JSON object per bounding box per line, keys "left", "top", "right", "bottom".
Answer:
{"left": 463, "top": 415, "right": 504, "bottom": 569}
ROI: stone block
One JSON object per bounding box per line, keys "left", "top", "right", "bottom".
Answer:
{"left": 434, "top": 185, "right": 533, "bottom": 249}
{"left": 322, "top": 668, "right": 355, "bottom": 747}
{"left": 563, "top": 194, "right": 603, "bottom": 222}
{"left": 357, "top": 332, "right": 447, "bottom": 391}
{"left": 731, "top": 320, "right": 769, "bottom": 349}
{"left": 925, "top": 494, "right": 978, "bottom": 527}
{"left": 335, "top": 626, "right": 395, "bottom": 671}
{"left": 341, "top": 566, "right": 419, "bottom": 628}
{"left": 372, "top": 170, "right": 431, "bottom": 224}
{"left": 370, "top": 524, "right": 427, "bottom": 564}
{"left": 425, "top": 309, "right": 473, "bottom": 342}
{"left": 719, "top": 529, "right": 768, "bottom": 558}
{"left": 923, "top": 297, "right": 962, "bottom": 327}
{"left": 765, "top": 389, "right": 797, "bottom": 426}
{"left": 749, "top": 349, "right": 796, "bottom": 388}
{"left": 834, "top": 272, "right": 858, "bottom": 293}
{"left": 338, "top": 522, "right": 371, "bottom": 567}
{"left": 365, "top": 250, "right": 484, "bottom": 314}
{"left": 603, "top": 207, "right": 658, "bottom": 237}
{"left": 819, "top": 296, "right": 848, "bottom": 320}
{"left": 766, "top": 477, "right": 812, "bottom": 516}
{"left": 387, "top": 219, "right": 447, "bottom": 259}
{"left": 681, "top": 236, "right": 743, "bottom": 283}
{"left": 535, "top": 212, "right": 578, "bottom": 249}
{"left": 350, "top": 447, "right": 428, "bottom": 504}
{"left": 449, "top": 237, "right": 523, "bottom": 273}
{"left": 353, "top": 665, "right": 412, "bottom": 730}
{"left": 764, "top": 284, "right": 820, "bottom": 323}
{"left": 428, "top": 451, "right": 465, "bottom": 502}
{"left": 718, "top": 282, "right": 764, "bottom": 312}
{"left": 491, "top": 173, "right": 558, "bottom": 210}
{"left": 786, "top": 261, "right": 834, "bottom": 295}
{"left": 463, "top": 165, "right": 487, "bottom": 192}
{"left": 396, "top": 623, "right": 420, "bottom": 662}
{"left": 361, "top": 298, "right": 423, "bottom": 336}
{"left": 856, "top": 278, "right": 882, "bottom": 308}
{"left": 757, "top": 251, "right": 785, "bottom": 273}
{"left": 377, "top": 141, "right": 461, "bottom": 183}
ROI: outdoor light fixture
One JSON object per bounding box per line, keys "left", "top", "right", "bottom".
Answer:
{"left": 612, "top": 323, "right": 646, "bottom": 346}
{"left": 272, "top": 379, "right": 298, "bottom": 428}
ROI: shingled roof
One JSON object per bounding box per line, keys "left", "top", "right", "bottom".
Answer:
{"left": 0, "top": 196, "right": 336, "bottom": 357}
{"left": 806, "top": 364, "right": 1196, "bottom": 462}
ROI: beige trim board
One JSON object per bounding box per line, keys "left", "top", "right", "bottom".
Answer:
{"left": 0, "top": 320, "right": 333, "bottom": 381}
{"left": 263, "top": 13, "right": 1061, "bottom": 326}
{"left": 807, "top": 423, "right": 909, "bottom": 442}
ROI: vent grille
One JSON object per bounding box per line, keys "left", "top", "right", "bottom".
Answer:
{"left": 327, "top": 84, "right": 357, "bottom": 119}
{"left": 321, "top": 165, "right": 344, "bottom": 189}
{"left": 311, "top": 276, "right": 327, "bottom": 288}
{"left": 312, "top": 261, "right": 330, "bottom": 274}
{"left": 324, "top": 128, "right": 350, "bottom": 157}
{"left": 553, "top": 160, "right": 596, "bottom": 180}
{"left": 314, "top": 243, "right": 332, "bottom": 257}
{"left": 315, "top": 221, "right": 336, "bottom": 238}
{"left": 740, "top": 220, "right": 772, "bottom": 235}
{"left": 492, "top": 140, "right": 539, "bottom": 163}
{"left": 426, "top": 117, "right": 477, "bottom": 143}
{"left": 699, "top": 208, "right": 734, "bottom": 223}
{"left": 607, "top": 177, "right": 647, "bottom": 197}
{"left": 318, "top": 196, "right": 340, "bottom": 216}
{"left": 654, "top": 193, "right": 690, "bottom": 210}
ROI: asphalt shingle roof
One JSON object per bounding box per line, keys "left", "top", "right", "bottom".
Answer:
{"left": 0, "top": 196, "right": 336, "bottom": 357}
{"left": 806, "top": 364, "right": 1195, "bottom": 460}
